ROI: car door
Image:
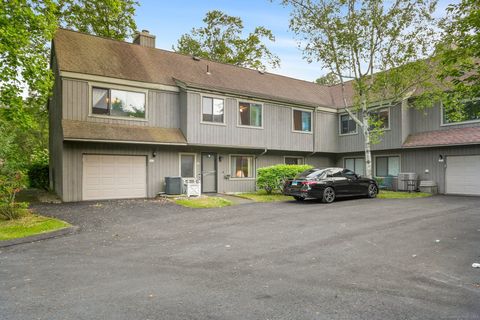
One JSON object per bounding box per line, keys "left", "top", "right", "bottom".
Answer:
{"left": 342, "top": 169, "right": 363, "bottom": 195}
{"left": 331, "top": 169, "right": 349, "bottom": 196}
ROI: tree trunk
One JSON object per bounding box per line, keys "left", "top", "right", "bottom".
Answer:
{"left": 362, "top": 113, "right": 373, "bottom": 179}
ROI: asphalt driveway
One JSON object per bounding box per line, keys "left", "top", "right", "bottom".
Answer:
{"left": 1, "top": 196, "right": 479, "bottom": 320}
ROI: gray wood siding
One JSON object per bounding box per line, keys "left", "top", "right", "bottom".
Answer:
{"left": 337, "top": 105, "right": 403, "bottom": 153}
{"left": 61, "top": 78, "right": 179, "bottom": 127}
{"left": 49, "top": 56, "right": 63, "bottom": 197}
{"left": 185, "top": 92, "right": 314, "bottom": 152}
{"left": 401, "top": 145, "right": 480, "bottom": 194}
{"left": 409, "top": 102, "right": 480, "bottom": 134}
{"left": 315, "top": 111, "right": 338, "bottom": 152}
{"left": 179, "top": 88, "right": 188, "bottom": 138}
{"left": 62, "top": 142, "right": 186, "bottom": 202}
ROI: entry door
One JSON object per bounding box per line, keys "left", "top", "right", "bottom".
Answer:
{"left": 201, "top": 153, "right": 217, "bottom": 193}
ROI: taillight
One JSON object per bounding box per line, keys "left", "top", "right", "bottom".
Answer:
{"left": 300, "top": 181, "right": 316, "bottom": 192}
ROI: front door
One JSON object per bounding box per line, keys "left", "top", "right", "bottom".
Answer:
{"left": 201, "top": 153, "right": 217, "bottom": 193}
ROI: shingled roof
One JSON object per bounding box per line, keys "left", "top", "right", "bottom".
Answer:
{"left": 403, "top": 126, "right": 480, "bottom": 148}
{"left": 63, "top": 120, "right": 187, "bottom": 145}
{"left": 53, "top": 29, "right": 339, "bottom": 109}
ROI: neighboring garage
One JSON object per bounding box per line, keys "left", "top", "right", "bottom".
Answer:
{"left": 82, "top": 155, "right": 147, "bottom": 201}
{"left": 445, "top": 155, "right": 480, "bottom": 196}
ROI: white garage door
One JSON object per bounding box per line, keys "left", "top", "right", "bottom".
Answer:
{"left": 446, "top": 155, "right": 480, "bottom": 196}
{"left": 83, "top": 155, "right": 147, "bottom": 200}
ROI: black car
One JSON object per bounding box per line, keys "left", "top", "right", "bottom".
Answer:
{"left": 283, "top": 167, "right": 379, "bottom": 203}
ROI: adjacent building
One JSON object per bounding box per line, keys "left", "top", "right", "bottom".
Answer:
{"left": 49, "top": 29, "right": 480, "bottom": 201}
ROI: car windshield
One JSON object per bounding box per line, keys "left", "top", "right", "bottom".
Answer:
{"left": 296, "top": 169, "right": 327, "bottom": 179}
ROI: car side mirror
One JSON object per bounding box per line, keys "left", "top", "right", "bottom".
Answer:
{"left": 355, "top": 174, "right": 361, "bottom": 179}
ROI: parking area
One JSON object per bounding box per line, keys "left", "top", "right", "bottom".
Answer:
{"left": 0, "top": 196, "right": 479, "bottom": 320}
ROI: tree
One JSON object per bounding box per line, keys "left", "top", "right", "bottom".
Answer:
{"left": 0, "top": 0, "right": 138, "bottom": 166}
{"left": 315, "top": 72, "right": 339, "bottom": 85}
{"left": 57, "top": 0, "right": 138, "bottom": 40}
{"left": 420, "top": 0, "right": 480, "bottom": 120}
{"left": 174, "top": 10, "right": 280, "bottom": 71}
{"left": 281, "top": 0, "right": 439, "bottom": 178}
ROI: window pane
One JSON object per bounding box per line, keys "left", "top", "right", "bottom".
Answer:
{"left": 181, "top": 155, "right": 195, "bottom": 178}
{"left": 341, "top": 114, "right": 356, "bottom": 134}
{"left": 293, "top": 110, "right": 302, "bottom": 131}
{"left": 355, "top": 158, "right": 365, "bottom": 176}
{"left": 239, "top": 102, "right": 250, "bottom": 125}
{"left": 231, "top": 156, "right": 253, "bottom": 178}
{"left": 376, "top": 157, "right": 388, "bottom": 177}
{"left": 444, "top": 100, "right": 480, "bottom": 123}
{"left": 370, "top": 108, "right": 389, "bottom": 129}
{"left": 110, "top": 89, "right": 145, "bottom": 118}
{"left": 202, "top": 97, "right": 213, "bottom": 122}
{"left": 345, "top": 158, "right": 355, "bottom": 171}
{"left": 250, "top": 104, "right": 262, "bottom": 127}
{"left": 285, "top": 157, "right": 303, "bottom": 165}
{"left": 92, "top": 88, "right": 109, "bottom": 115}
{"left": 212, "top": 99, "right": 224, "bottom": 123}
{"left": 302, "top": 111, "right": 311, "bottom": 131}
{"left": 388, "top": 156, "right": 400, "bottom": 176}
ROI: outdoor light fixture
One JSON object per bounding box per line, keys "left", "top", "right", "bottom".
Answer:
{"left": 438, "top": 154, "right": 444, "bottom": 162}
{"left": 219, "top": 156, "right": 223, "bottom": 162}
{"left": 152, "top": 151, "right": 157, "bottom": 158}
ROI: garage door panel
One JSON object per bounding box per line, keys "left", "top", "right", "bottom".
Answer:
{"left": 446, "top": 155, "right": 480, "bottom": 196}
{"left": 83, "top": 155, "right": 147, "bottom": 200}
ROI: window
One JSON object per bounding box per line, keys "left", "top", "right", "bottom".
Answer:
{"left": 293, "top": 109, "right": 312, "bottom": 132}
{"left": 285, "top": 157, "right": 304, "bottom": 165}
{"left": 375, "top": 156, "right": 399, "bottom": 177}
{"left": 202, "top": 97, "right": 224, "bottom": 123}
{"left": 92, "top": 87, "right": 146, "bottom": 119}
{"left": 239, "top": 102, "right": 262, "bottom": 127}
{"left": 344, "top": 158, "right": 365, "bottom": 176}
{"left": 343, "top": 169, "right": 357, "bottom": 179}
{"left": 442, "top": 99, "right": 480, "bottom": 124}
{"left": 180, "top": 154, "right": 195, "bottom": 178}
{"left": 369, "top": 107, "right": 389, "bottom": 130}
{"left": 230, "top": 156, "right": 254, "bottom": 178}
{"left": 340, "top": 114, "right": 357, "bottom": 134}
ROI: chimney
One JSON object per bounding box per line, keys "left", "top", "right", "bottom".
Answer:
{"left": 133, "top": 29, "right": 155, "bottom": 48}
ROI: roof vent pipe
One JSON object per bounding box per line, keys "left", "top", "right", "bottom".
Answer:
{"left": 206, "top": 64, "right": 211, "bottom": 75}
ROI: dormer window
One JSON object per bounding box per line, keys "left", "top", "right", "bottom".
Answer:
{"left": 92, "top": 87, "right": 146, "bottom": 119}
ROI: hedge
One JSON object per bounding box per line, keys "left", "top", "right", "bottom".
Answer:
{"left": 256, "top": 164, "right": 313, "bottom": 194}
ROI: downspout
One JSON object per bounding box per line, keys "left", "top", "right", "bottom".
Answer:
{"left": 307, "top": 107, "right": 318, "bottom": 158}
{"left": 256, "top": 148, "right": 267, "bottom": 158}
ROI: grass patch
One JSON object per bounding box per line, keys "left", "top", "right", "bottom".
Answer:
{"left": 378, "top": 190, "right": 432, "bottom": 199}
{"left": 236, "top": 190, "right": 292, "bottom": 202}
{"left": 0, "top": 212, "right": 70, "bottom": 241}
{"left": 175, "top": 196, "right": 232, "bottom": 208}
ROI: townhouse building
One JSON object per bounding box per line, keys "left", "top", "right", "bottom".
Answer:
{"left": 49, "top": 29, "right": 480, "bottom": 201}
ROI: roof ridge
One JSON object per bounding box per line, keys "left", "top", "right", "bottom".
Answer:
{"left": 55, "top": 28, "right": 331, "bottom": 89}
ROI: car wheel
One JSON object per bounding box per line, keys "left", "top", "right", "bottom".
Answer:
{"left": 322, "top": 187, "right": 335, "bottom": 203}
{"left": 367, "top": 183, "right": 378, "bottom": 198}
{"left": 293, "top": 196, "right": 304, "bottom": 202}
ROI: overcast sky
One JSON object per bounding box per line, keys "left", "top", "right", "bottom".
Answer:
{"left": 134, "top": 0, "right": 457, "bottom": 82}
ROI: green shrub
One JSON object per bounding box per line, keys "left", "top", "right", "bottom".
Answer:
{"left": 0, "top": 170, "right": 28, "bottom": 220}
{"left": 28, "top": 163, "right": 49, "bottom": 190}
{"left": 257, "top": 164, "right": 313, "bottom": 194}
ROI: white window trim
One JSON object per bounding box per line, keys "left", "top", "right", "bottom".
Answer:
{"left": 440, "top": 99, "right": 480, "bottom": 126}
{"left": 228, "top": 154, "right": 256, "bottom": 180}
{"left": 373, "top": 154, "right": 401, "bottom": 178}
{"left": 237, "top": 100, "right": 264, "bottom": 129}
{"left": 179, "top": 153, "right": 197, "bottom": 179}
{"left": 200, "top": 94, "right": 227, "bottom": 126}
{"left": 291, "top": 108, "right": 313, "bottom": 134}
{"left": 369, "top": 106, "right": 391, "bottom": 131}
{"left": 284, "top": 156, "right": 305, "bottom": 165}
{"left": 338, "top": 113, "right": 358, "bottom": 136}
{"left": 88, "top": 81, "right": 149, "bottom": 122}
